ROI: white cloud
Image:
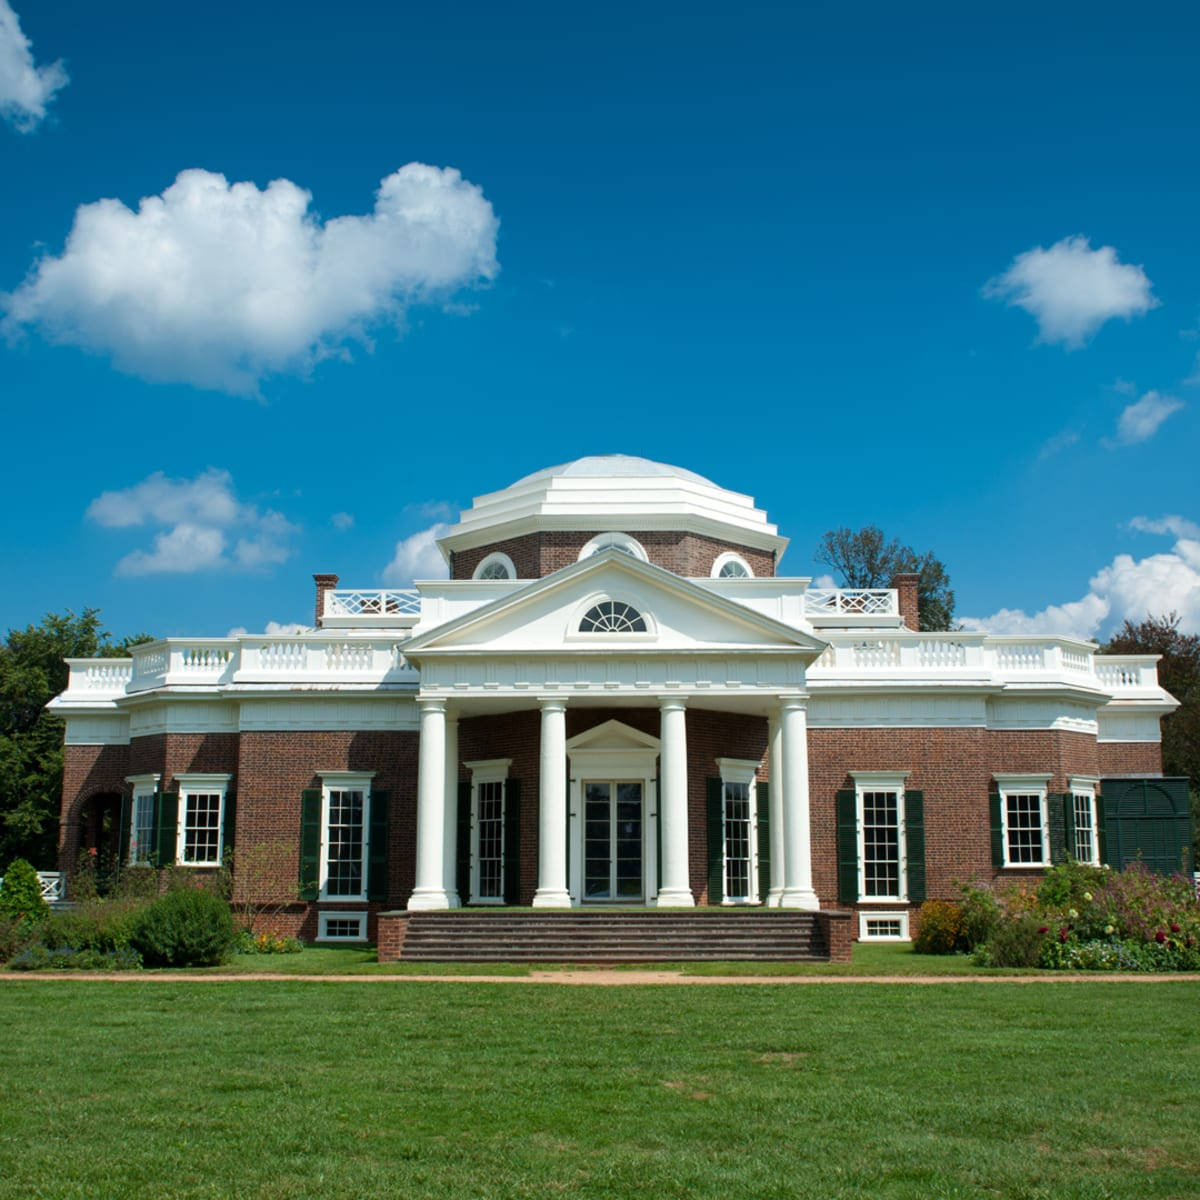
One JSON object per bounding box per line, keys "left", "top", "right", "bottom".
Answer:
{"left": 961, "top": 519, "right": 1200, "bottom": 638}
{"left": 86, "top": 467, "right": 298, "bottom": 576}
{"left": 226, "top": 620, "right": 310, "bottom": 637}
{"left": 1105, "top": 390, "right": 1184, "bottom": 447}
{"left": 382, "top": 522, "right": 450, "bottom": 585}
{"left": 983, "top": 235, "right": 1157, "bottom": 348}
{"left": 0, "top": 1, "right": 67, "bottom": 132}
{"left": 2, "top": 163, "right": 498, "bottom": 394}
{"left": 1036, "top": 427, "right": 1081, "bottom": 461}
{"left": 331, "top": 511, "right": 354, "bottom": 531}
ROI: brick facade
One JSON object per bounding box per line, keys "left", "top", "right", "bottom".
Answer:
{"left": 450, "top": 530, "right": 776, "bottom": 581}
{"left": 1098, "top": 741, "right": 1163, "bottom": 776}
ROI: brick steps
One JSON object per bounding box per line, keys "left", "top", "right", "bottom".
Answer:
{"left": 396, "top": 910, "right": 829, "bottom": 962}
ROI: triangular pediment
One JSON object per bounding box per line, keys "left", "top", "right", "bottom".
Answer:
{"left": 403, "top": 550, "right": 826, "bottom": 659}
{"left": 566, "top": 719, "right": 661, "bottom": 753}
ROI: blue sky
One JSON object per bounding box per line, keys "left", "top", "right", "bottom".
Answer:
{"left": 1, "top": 0, "right": 1198, "bottom": 641}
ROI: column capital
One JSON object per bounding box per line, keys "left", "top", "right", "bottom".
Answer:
{"left": 537, "top": 696, "right": 568, "bottom": 714}
{"left": 417, "top": 696, "right": 447, "bottom": 714}
{"left": 777, "top": 693, "right": 809, "bottom": 712}
{"left": 658, "top": 696, "right": 688, "bottom": 713}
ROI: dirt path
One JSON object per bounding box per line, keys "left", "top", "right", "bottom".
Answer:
{"left": 3, "top": 970, "right": 1198, "bottom": 985}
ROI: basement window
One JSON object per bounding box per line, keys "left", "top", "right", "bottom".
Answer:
{"left": 859, "top": 911, "right": 910, "bottom": 941}
{"left": 318, "top": 912, "right": 367, "bottom": 942}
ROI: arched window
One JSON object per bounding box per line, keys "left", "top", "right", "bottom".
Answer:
{"left": 712, "top": 552, "right": 753, "bottom": 579}
{"left": 472, "top": 552, "right": 516, "bottom": 581}
{"left": 579, "top": 601, "right": 647, "bottom": 633}
{"left": 578, "top": 532, "right": 648, "bottom": 562}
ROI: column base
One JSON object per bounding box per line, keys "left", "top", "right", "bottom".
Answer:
{"left": 654, "top": 888, "right": 695, "bottom": 908}
{"left": 407, "top": 888, "right": 453, "bottom": 911}
{"left": 444, "top": 892, "right": 462, "bottom": 909}
{"left": 531, "top": 889, "right": 572, "bottom": 908}
{"left": 778, "top": 888, "right": 820, "bottom": 911}
{"left": 765, "top": 887, "right": 784, "bottom": 908}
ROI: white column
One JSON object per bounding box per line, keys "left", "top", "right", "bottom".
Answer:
{"left": 779, "top": 696, "right": 818, "bottom": 909}
{"left": 441, "top": 714, "right": 461, "bottom": 908}
{"left": 655, "top": 698, "right": 695, "bottom": 907}
{"left": 408, "top": 698, "right": 451, "bottom": 910}
{"left": 767, "top": 712, "right": 786, "bottom": 907}
{"left": 532, "top": 698, "right": 571, "bottom": 907}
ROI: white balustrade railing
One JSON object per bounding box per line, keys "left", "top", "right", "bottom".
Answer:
{"left": 177, "top": 644, "right": 232, "bottom": 673}
{"left": 258, "top": 641, "right": 307, "bottom": 672}
{"left": 324, "top": 589, "right": 421, "bottom": 618}
{"left": 0, "top": 871, "right": 65, "bottom": 905}
{"left": 76, "top": 660, "right": 133, "bottom": 689}
{"left": 325, "top": 641, "right": 374, "bottom": 672}
{"left": 1095, "top": 658, "right": 1158, "bottom": 690}
{"left": 916, "top": 637, "right": 968, "bottom": 668}
{"left": 993, "top": 642, "right": 1046, "bottom": 671}
{"left": 804, "top": 588, "right": 898, "bottom": 616}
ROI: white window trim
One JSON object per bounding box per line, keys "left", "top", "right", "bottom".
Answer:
{"left": 716, "top": 757, "right": 760, "bottom": 905}
{"left": 859, "top": 911, "right": 911, "bottom": 941}
{"left": 851, "top": 770, "right": 911, "bottom": 903}
{"left": 465, "top": 758, "right": 512, "bottom": 905}
{"left": 994, "top": 773, "right": 1052, "bottom": 868}
{"left": 577, "top": 531, "right": 649, "bottom": 562}
{"left": 125, "top": 773, "right": 160, "bottom": 866}
{"left": 317, "top": 911, "right": 368, "bottom": 942}
{"left": 317, "top": 770, "right": 375, "bottom": 901}
{"left": 566, "top": 592, "right": 658, "bottom": 641}
{"left": 472, "top": 551, "right": 517, "bottom": 581}
{"left": 711, "top": 551, "right": 754, "bottom": 579}
{"left": 173, "top": 773, "right": 232, "bottom": 867}
{"left": 1068, "top": 776, "right": 1101, "bottom": 866}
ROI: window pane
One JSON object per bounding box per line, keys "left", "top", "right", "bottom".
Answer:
{"left": 477, "top": 781, "right": 504, "bottom": 899}
{"left": 1005, "top": 794, "right": 1044, "bottom": 864}
{"left": 182, "top": 792, "right": 221, "bottom": 864}
{"left": 132, "top": 793, "right": 155, "bottom": 863}
{"left": 326, "top": 789, "right": 365, "bottom": 897}
{"left": 862, "top": 791, "right": 900, "bottom": 898}
{"left": 1072, "top": 794, "right": 1095, "bottom": 864}
{"left": 723, "top": 781, "right": 752, "bottom": 899}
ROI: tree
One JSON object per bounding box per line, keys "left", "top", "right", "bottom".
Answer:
{"left": 814, "top": 525, "right": 956, "bottom": 631}
{"left": 0, "top": 609, "right": 152, "bottom": 866}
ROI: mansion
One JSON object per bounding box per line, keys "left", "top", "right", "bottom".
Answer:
{"left": 51, "top": 456, "right": 1186, "bottom": 951}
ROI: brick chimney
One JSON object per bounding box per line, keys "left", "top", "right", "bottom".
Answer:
{"left": 313, "top": 574, "right": 339, "bottom": 628}
{"left": 891, "top": 572, "right": 920, "bottom": 631}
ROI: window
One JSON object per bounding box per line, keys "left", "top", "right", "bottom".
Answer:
{"left": 712, "top": 552, "right": 753, "bottom": 579}
{"left": 1069, "top": 778, "right": 1100, "bottom": 866}
{"left": 318, "top": 912, "right": 367, "bottom": 942}
{"left": 716, "top": 759, "right": 759, "bottom": 903}
{"left": 579, "top": 601, "right": 647, "bottom": 633}
{"left": 473, "top": 551, "right": 516, "bottom": 580}
{"left": 125, "top": 774, "right": 160, "bottom": 865}
{"left": 852, "top": 771, "right": 909, "bottom": 902}
{"left": 467, "top": 759, "right": 511, "bottom": 903}
{"left": 174, "top": 774, "right": 231, "bottom": 867}
{"left": 995, "top": 776, "right": 1050, "bottom": 867}
{"left": 318, "top": 772, "right": 374, "bottom": 900}
{"left": 578, "top": 532, "right": 648, "bottom": 562}
{"left": 859, "top": 911, "right": 910, "bottom": 941}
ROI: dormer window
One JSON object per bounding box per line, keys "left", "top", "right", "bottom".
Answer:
{"left": 579, "top": 601, "right": 647, "bottom": 633}
{"left": 473, "top": 552, "right": 517, "bottom": 581}
{"left": 578, "top": 532, "right": 648, "bottom": 562}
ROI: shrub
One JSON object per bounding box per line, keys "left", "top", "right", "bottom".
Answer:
{"left": 0, "top": 858, "right": 50, "bottom": 924}
{"left": 1036, "top": 859, "right": 1110, "bottom": 914}
{"left": 41, "top": 897, "right": 145, "bottom": 954}
{"left": 913, "top": 900, "right": 964, "bottom": 954}
{"left": 0, "top": 913, "right": 40, "bottom": 963}
{"left": 233, "top": 929, "right": 304, "bottom": 955}
{"left": 9, "top": 945, "right": 141, "bottom": 971}
{"left": 972, "top": 915, "right": 1047, "bottom": 968}
{"left": 957, "top": 882, "right": 1004, "bottom": 951}
{"left": 130, "top": 888, "right": 235, "bottom": 967}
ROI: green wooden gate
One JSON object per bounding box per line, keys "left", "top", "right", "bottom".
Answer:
{"left": 1099, "top": 777, "right": 1193, "bottom": 875}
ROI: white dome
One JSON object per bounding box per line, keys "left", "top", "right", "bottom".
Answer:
{"left": 511, "top": 455, "right": 717, "bottom": 488}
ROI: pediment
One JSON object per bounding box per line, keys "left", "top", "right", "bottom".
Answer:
{"left": 403, "top": 549, "right": 827, "bottom": 659}
{"left": 566, "top": 719, "right": 661, "bottom": 753}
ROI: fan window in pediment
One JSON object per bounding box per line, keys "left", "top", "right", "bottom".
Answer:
{"left": 579, "top": 601, "right": 647, "bottom": 634}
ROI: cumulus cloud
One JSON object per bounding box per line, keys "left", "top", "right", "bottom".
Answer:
{"left": 86, "top": 467, "right": 298, "bottom": 576}
{"left": 226, "top": 620, "right": 311, "bottom": 637}
{"left": 382, "top": 522, "right": 451, "bottom": 585}
{"left": 983, "top": 235, "right": 1157, "bottom": 348}
{"left": 2, "top": 163, "right": 499, "bottom": 394}
{"left": 1105, "top": 390, "right": 1184, "bottom": 447}
{"left": 960, "top": 517, "right": 1200, "bottom": 638}
{"left": 331, "top": 511, "right": 355, "bottom": 531}
{"left": 0, "top": 1, "right": 67, "bottom": 132}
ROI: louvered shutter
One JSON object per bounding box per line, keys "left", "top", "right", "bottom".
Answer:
{"left": 221, "top": 791, "right": 236, "bottom": 858}
{"left": 1062, "top": 793, "right": 1077, "bottom": 860}
{"left": 367, "top": 789, "right": 390, "bottom": 902}
{"left": 456, "top": 781, "right": 471, "bottom": 902}
{"left": 904, "top": 790, "right": 925, "bottom": 904}
{"left": 1047, "top": 793, "right": 1067, "bottom": 864}
{"left": 706, "top": 777, "right": 723, "bottom": 904}
{"left": 155, "top": 791, "right": 178, "bottom": 867}
{"left": 503, "top": 779, "right": 521, "bottom": 905}
{"left": 118, "top": 794, "right": 132, "bottom": 867}
{"left": 298, "top": 788, "right": 321, "bottom": 900}
{"left": 756, "top": 781, "right": 770, "bottom": 904}
{"left": 836, "top": 789, "right": 858, "bottom": 903}
{"left": 989, "top": 792, "right": 1004, "bottom": 867}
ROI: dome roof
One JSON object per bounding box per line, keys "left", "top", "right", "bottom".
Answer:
{"left": 511, "top": 455, "right": 717, "bottom": 488}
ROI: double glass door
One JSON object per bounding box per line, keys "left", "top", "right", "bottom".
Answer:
{"left": 583, "top": 781, "right": 643, "bottom": 901}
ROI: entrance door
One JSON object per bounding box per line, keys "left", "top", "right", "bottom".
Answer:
{"left": 583, "top": 781, "right": 644, "bottom": 901}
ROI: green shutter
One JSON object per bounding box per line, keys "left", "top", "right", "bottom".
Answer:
{"left": 706, "top": 777, "right": 724, "bottom": 904}
{"left": 154, "top": 791, "right": 178, "bottom": 867}
{"left": 299, "top": 788, "right": 321, "bottom": 900}
{"left": 756, "top": 781, "right": 771, "bottom": 904}
{"left": 367, "top": 789, "right": 390, "bottom": 902}
{"left": 905, "top": 790, "right": 926, "bottom": 904}
{"left": 222, "top": 791, "right": 236, "bottom": 857}
{"left": 836, "top": 789, "right": 858, "bottom": 903}
{"left": 118, "top": 793, "right": 132, "bottom": 866}
{"left": 456, "top": 781, "right": 471, "bottom": 902}
{"left": 503, "top": 779, "right": 521, "bottom": 905}
{"left": 1047, "top": 793, "right": 1067, "bottom": 864}
{"left": 655, "top": 775, "right": 662, "bottom": 887}
{"left": 1062, "top": 793, "right": 1077, "bottom": 860}
{"left": 1095, "top": 793, "right": 1108, "bottom": 865}
{"left": 989, "top": 792, "right": 1004, "bottom": 867}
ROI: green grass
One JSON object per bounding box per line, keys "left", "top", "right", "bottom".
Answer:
{"left": 2, "top": 979, "right": 1198, "bottom": 1199}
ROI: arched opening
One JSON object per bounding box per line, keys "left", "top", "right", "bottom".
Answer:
{"left": 77, "top": 791, "right": 124, "bottom": 893}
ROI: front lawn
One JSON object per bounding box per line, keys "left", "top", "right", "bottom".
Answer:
{"left": 1, "top": 979, "right": 1197, "bottom": 1198}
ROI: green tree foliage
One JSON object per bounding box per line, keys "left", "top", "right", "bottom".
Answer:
{"left": 0, "top": 610, "right": 153, "bottom": 866}
{"left": 814, "top": 525, "right": 956, "bottom": 630}
{"left": 1102, "top": 612, "right": 1200, "bottom": 858}
{"left": 0, "top": 857, "right": 50, "bottom": 923}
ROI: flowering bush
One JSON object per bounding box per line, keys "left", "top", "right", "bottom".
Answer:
{"left": 233, "top": 929, "right": 303, "bottom": 955}
{"left": 913, "top": 899, "right": 965, "bottom": 954}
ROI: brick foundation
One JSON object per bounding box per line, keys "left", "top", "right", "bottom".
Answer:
{"left": 816, "top": 909, "right": 853, "bottom": 962}
{"left": 377, "top": 911, "right": 410, "bottom": 962}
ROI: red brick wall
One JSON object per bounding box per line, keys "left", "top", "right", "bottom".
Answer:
{"left": 451, "top": 531, "right": 776, "bottom": 580}
{"left": 59, "top": 743, "right": 131, "bottom": 867}
{"left": 1098, "top": 741, "right": 1163, "bottom": 776}
{"left": 891, "top": 573, "right": 920, "bottom": 630}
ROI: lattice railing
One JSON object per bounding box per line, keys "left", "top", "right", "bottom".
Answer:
{"left": 804, "top": 588, "right": 897, "bottom": 616}
{"left": 324, "top": 589, "right": 421, "bottom": 617}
